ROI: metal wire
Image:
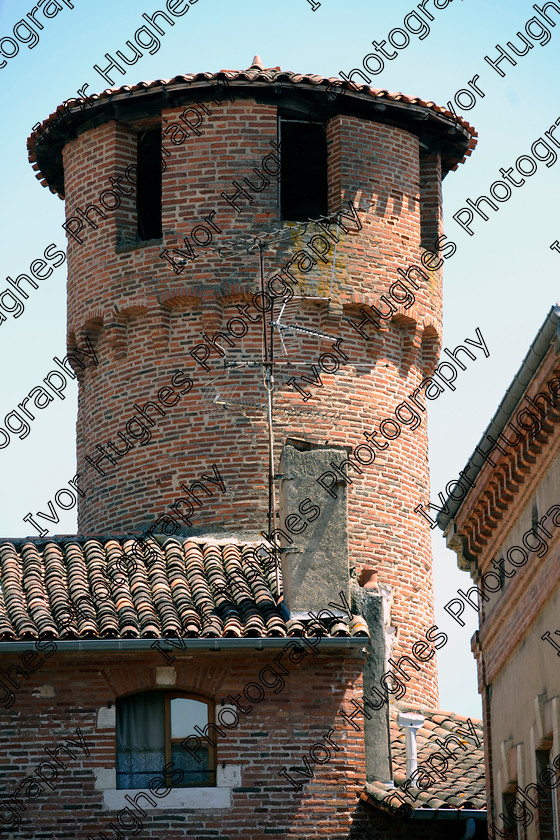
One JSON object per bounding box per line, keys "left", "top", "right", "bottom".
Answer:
{"left": 173, "top": 201, "right": 371, "bottom": 262}
{"left": 195, "top": 201, "right": 377, "bottom": 257}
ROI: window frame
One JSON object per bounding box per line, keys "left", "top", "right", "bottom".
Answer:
{"left": 502, "top": 791, "right": 523, "bottom": 840}
{"left": 115, "top": 689, "right": 216, "bottom": 790}
{"left": 164, "top": 691, "right": 217, "bottom": 788}
{"left": 537, "top": 746, "right": 560, "bottom": 840}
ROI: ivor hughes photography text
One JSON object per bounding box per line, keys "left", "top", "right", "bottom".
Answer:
{"left": 1, "top": 2, "right": 560, "bottom": 840}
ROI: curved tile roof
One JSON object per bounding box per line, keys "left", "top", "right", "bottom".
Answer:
{"left": 27, "top": 58, "right": 477, "bottom": 195}
{"left": 0, "top": 536, "right": 368, "bottom": 642}
{"left": 362, "top": 703, "right": 486, "bottom": 812}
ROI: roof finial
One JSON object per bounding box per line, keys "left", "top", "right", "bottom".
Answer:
{"left": 251, "top": 55, "right": 264, "bottom": 69}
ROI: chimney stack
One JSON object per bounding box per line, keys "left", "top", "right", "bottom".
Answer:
{"left": 277, "top": 439, "right": 349, "bottom": 618}
{"left": 397, "top": 712, "right": 425, "bottom": 786}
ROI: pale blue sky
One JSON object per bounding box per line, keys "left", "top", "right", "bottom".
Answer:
{"left": 1, "top": 0, "right": 559, "bottom": 717}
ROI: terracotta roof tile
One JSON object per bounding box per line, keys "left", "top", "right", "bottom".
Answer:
{"left": 27, "top": 62, "right": 477, "bottom": 195}
{"left": 362, "top": 703, "right": 486, "bottom": 812}
{"left": 0, "top": 536, "right": 368, "bottom": 643}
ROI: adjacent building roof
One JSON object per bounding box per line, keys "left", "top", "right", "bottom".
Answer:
{"left": 437, "top": 304, "right": 560, "bottom": 534}
{"left": 362, "top": 704, "right": 486, "bottom": 811}
{"left": 27, "top": 58, "right": 477, "bottom": 196}
{"left": 0, "top": 536, "right": 368, "bottom": 643}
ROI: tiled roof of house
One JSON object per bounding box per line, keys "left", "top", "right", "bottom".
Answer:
{"left": 0, "top": 536, "right": 368, "bottom": 642}
{"left": 362, "top": 703, "right": 486, "bottom": 812}
{"left": 27, "top": 58, "right": 477, "bottom": 195}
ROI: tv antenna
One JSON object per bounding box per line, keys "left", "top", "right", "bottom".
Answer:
{"left": 196, "top": 222, "right": 344, "bottom": 599}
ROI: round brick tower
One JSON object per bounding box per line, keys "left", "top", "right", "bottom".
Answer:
{"left": 28, "top": 58, "right": 476, "bottom": 708}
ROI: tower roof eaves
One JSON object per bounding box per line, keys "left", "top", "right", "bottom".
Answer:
{"left": 27, "top": 66, "right": 477, "bottom": 196}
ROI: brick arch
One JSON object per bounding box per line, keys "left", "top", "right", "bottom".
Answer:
{"left": 219, "top": 286, "right": 261, "bottom": 306}
{"left": 67, "top": 319, "right": 103, "bottom": 379}
{"left": 392, "top": 314, "right": 421, "bottom": 374}
{"left": 420, "top": 324, "right": 440, "bottom": 376}
{"left": 70, "top": 309, "right": 104, "bottom": 339}
{"left": 343, "top": 303, "right": 384, "bottom": 359}
{"left": 159, "top": 293, "right": 203, "bottom": 310}
{"left": 116, "top": 304, "right": 150, "bottom": 320}
{"left": 100, "top": 660, "right": 231, "bottom": 701}
{"left": 392, "top": 304, "right": 421, "bottom": 326}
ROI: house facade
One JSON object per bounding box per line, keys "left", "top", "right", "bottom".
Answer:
{"left": 440, "top": 307, "right": 560, "bottom": 840}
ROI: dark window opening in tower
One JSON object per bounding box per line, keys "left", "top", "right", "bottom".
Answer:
{"left": 137, "top": 127, "right": 162, "bottom": 241}
{"left": 280, "top": 119, "right": 328, "bottom": 222}
{"left": 419, "top": 150, "right": 439, "bottom": 250}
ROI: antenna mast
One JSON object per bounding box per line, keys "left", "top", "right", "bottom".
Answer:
{"left": 259, "top": 243, "right": 280, "bottom": 595}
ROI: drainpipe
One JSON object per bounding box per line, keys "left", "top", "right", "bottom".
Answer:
{"left": 397, "top": 712, "right": 424, "bottom": 786}
{"left": 461, "top": 817, "right": 477, "bottom": 839}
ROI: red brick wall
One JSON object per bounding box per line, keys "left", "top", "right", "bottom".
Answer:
{"left": 61, "top": 92, "right": 445, "bottom": 709}
{"left": 0, "top": 649, "right": 369, "bottom": 839}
